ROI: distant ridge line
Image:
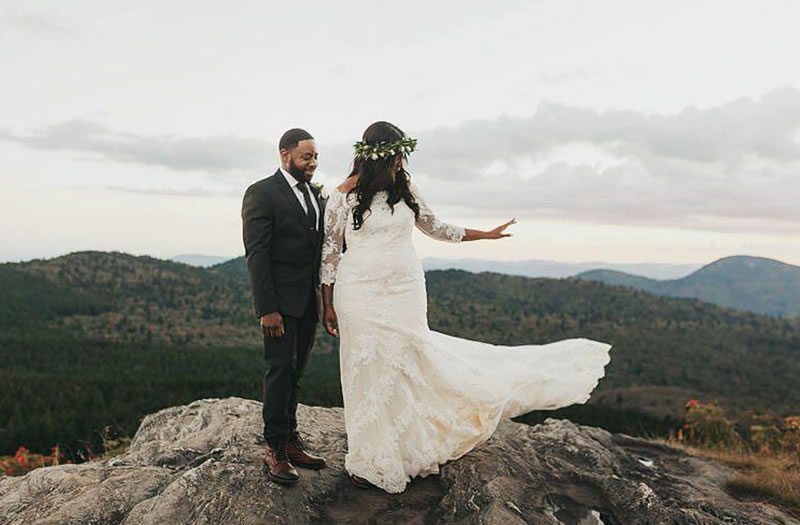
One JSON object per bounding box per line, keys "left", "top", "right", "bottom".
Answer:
{"left": 576, "top": 255, "right": 800, "bottom": 317}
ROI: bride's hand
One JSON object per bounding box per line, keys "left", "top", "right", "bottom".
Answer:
{"left": 485, "top": 218, "right": 516, "bottom": 239}
{"left": 323, "top": 308, "right": 339, "bottom": 337}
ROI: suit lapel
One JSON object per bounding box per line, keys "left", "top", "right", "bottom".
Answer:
{"left": 274, "top": 169, "right": 312, "bottom": 228}
{"left": 274, "top": 169, "right": 327, "bottom": 253}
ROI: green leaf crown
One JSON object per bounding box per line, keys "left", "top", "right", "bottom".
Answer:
{"left": 353, "top": 136, "right": 417, "bottom": 161}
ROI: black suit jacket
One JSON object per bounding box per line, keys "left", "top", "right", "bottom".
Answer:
{"left": 242, "top": 170, "right": 326, "bottom": 319}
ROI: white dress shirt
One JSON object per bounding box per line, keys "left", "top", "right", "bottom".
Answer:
{"left": 280, "top": 167, "right": 320, "bottom": 230}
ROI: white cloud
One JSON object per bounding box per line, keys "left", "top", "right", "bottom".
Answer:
{"left": 2, "top": 88, "right": 799, "bottom": 236}
{"left": 403, "top": 88, "right": 800, "bottom": 234}
{"left": 0, "top": 119, "right": 270, "bottom": 174}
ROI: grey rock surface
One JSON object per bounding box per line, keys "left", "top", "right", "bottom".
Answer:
{"left": 0, "top": 397, "right": 796, "bottom": 525}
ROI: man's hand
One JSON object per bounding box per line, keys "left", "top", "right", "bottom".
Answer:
{"left": 259, "top": 311, "right": 285, "bottom": 338}
{"left": 323, "top": 308, "right": 339, "bottom": 337}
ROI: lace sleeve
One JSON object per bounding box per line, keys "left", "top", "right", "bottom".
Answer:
{"left": 410, "top": 181, "right": 465, "bottom": 243}
{"left": 320, "top": 190, "right": 348, "bottom": 285}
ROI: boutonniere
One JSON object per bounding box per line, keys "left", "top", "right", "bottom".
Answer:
{"left": 310, "top": 182, "right": 328, "bottom": 199}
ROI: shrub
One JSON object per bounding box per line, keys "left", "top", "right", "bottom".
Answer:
{"left": 0, "top": 446, "right": 64, "bottom": 476}
{"left": 679, "top": 400, "right": 746, "bottom": 451}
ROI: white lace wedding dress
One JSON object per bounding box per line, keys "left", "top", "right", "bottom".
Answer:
{"left": 319, "top": 181, "right": 612, "bottom": 494}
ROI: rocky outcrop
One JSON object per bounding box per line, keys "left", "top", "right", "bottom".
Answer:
{"left": 0, "top": 397, "right": 796, "bottom": 524}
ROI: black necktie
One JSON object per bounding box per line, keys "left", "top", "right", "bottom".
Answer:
{"left": 296, "top": 181, "right": 317, "bottom": 231}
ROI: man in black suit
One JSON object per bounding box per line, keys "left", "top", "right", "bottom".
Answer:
{"left": 241, "top": 128, "right": 327, "bottom": 485}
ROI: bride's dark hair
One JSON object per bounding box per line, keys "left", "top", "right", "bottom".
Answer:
{"left": 347, "top": 121, "right": 420, "bottom": 230}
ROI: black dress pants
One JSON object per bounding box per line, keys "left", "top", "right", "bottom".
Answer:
{"left": 262, "top": 289, "right": 317, "bottom": 446}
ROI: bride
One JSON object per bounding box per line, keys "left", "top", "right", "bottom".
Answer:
{"left": 320, "top": 121, "right": 612, "bottom": 493}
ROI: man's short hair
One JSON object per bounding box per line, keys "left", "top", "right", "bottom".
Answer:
{"left": 279, "top": 128, "right": 314, "bottom": 151}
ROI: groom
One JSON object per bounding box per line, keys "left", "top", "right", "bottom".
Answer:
{"left": 241, "top": 128, "right": 327, "bottom": 485}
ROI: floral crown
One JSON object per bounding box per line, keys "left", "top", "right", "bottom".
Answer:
{"left": 353, "top": 136, "right": 417, "bottom": 161}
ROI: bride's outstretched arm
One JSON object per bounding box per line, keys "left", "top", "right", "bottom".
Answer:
{"left": 410, "top": 181, "right": 515, "bottom": 242}
{"left": 462, "top": 220, "right": 516, "bottom": 241}
{"left": 320, "top": 190, "right": 346, "bottom": 337}
{"left": 410, "top": 181, "right": 465, "bottom": 242}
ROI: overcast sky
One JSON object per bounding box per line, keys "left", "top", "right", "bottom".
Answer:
{"left": 1, "top": 0, "right": 799, "bottom": 265}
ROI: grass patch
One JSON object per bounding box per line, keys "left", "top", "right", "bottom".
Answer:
{"left": 658, "top": 438, "right": 800, "bottom": 518}
{"left": 725, "top": 469, "right": 800, "bottom": 517}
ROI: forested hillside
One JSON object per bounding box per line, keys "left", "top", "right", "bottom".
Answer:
{"left": 2, "top": 251, "right": 799, "bottom": 458}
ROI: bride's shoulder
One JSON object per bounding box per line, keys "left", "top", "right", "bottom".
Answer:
{"left": 336, "top": 176, "right": 359, "bottom": 194}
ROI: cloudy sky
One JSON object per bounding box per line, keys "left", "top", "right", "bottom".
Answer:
{"left": 2, "top": 0, "right": 799, "bottom": 265}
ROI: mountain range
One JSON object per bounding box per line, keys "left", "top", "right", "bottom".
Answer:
{"left": 577, "top": 255, "right": 800, "bottom": 317}
{"left": 184, "top": 254, "right": 800, "bottom": 318}
{"left": 422, "top": 257, "right": 701, "bottom": 280}
{"left": 178, "top": 254, "right": 701, "bottom": 280}
{"left": 2, "top": 251, "right": 799, "bottom": 455}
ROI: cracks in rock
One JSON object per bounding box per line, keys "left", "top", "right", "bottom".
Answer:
{"left": 312, "top": 470, "right": 446, "bottom": 524}
{"left": 544, "top": 492, "right": 625, "bottom": 525}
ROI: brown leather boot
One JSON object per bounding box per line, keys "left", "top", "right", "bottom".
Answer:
{"left": 286, "top": 432, "right": 327, "bottom": 470}
{"left": 263, "top": 440, "right": 299, "bottom": 485}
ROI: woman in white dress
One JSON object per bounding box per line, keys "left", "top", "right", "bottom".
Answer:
{"left": 320, "top": 121, "right": 612, "bottom": 494}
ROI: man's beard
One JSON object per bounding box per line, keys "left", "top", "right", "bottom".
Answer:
{"left": 288, "top": 159, "right": 312, "bottom": 182}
